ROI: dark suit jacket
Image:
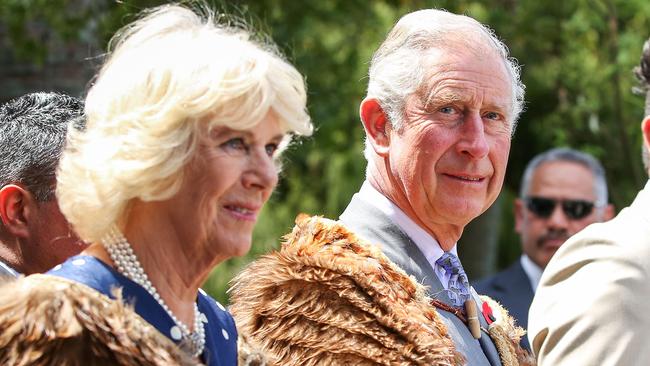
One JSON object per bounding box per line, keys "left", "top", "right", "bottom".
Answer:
{"left": 340, "top": 194, "right": 503, "bottom": 366}
{"left": 474, "top": 259, "right": 533, "bottom": 351}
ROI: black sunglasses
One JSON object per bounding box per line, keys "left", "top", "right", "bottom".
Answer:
{"left": 524, "top": 196, "right": 595, "bottom": 220}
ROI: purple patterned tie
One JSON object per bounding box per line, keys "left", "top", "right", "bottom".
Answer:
{"left": 435, "top": 252, "right": 471, "bottom": 307}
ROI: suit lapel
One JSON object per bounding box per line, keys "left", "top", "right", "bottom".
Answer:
{"left": 340, "top": 195, "right": 450, "bottom": 303}
{"left": 340, "top": 194, "right": 502, "bottom": 365}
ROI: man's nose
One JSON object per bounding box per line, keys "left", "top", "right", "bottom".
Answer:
{"left": 457, "top": 113, "right": 489, "bottom": 159}
{"left": 547, "top": 204, "right": 570, "bottom": 229}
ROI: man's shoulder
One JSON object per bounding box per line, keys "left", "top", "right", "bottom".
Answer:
{"left": 552, "top": 201, "right": 650, "bottom": 267}
{"left": 339, "top": 195, "right": 410, "bottom": 258}
{"left": 529, "top": 200, "right": 650, "bottom": 364}
{"left": 230, "top": 214, "right": 465, "bottom": 365}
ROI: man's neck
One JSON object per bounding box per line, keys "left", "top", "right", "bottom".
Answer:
{"left": 0, "top": 240, "right": 23, "bottom": 275}
{"left": 366, "top": 175, "right": 463, "bottom": 250}
{"left": 520, "top": 255, "right": 543, "bottom": 291}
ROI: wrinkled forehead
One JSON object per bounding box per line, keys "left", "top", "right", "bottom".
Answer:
{"left": 417, "top": 45, "right": 513, "bottom": 107}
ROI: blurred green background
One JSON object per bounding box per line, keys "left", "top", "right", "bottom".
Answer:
{"left": 1, "top": 0, "right": 649, "bottom": 304}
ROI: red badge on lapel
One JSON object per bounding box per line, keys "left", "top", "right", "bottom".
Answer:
{"left": 482, "top": 301, "right": 496, "bottom": 325}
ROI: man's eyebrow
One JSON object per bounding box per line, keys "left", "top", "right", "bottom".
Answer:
{"left": 430, "top": 91, "right": 463, "bottom": 104}
{"left": 421, "top": 90, "right": 466, "bottom": 108}
{"left": 482, "top": 101, "right": 511, "bottom": 114}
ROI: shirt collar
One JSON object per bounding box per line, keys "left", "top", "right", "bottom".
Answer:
{"left": 357, "top": 181, "right": 457, "bottom": 265}
{"left": 520, "top": 254, "right": 543, "bottom": 291}
{"left": 0, "top": 259, "right": 19, "bottom": 277}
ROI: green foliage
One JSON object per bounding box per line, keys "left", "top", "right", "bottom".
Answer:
{"left": 4, "top": 0, "right": 650, "bottom": 302}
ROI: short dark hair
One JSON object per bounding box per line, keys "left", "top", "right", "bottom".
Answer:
{"left": 0, "top": 92, "right": 84, "bottom": 202}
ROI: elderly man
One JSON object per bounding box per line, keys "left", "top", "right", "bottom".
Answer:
{"left": 0, "top": 92, "right": 85, "bottom": 276}
{"left": 231, "top": 9, "right": 530, "bottom": 366}
{"left": 338, "top": 9, "right": 525, "bottom": 365}
{"left": 528, "top": 39, "right": 650, "bottom": 365}
{"left": 475, "top": 148, "right": 614, "bottom": 350}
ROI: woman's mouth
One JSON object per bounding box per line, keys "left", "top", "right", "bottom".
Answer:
{"left": 224, "top": 204, "right": 260, "bottom": 221}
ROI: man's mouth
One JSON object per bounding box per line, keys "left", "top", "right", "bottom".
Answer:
{"left": 444, "top": 173, "right": 486, "bottom": 182}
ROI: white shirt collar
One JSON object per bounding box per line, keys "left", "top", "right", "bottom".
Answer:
{"left": 0, "top": 260, "right": 19, "bottom": 277}
{"left": 357, "top": 181, "right": 458, "bottom": 269}
{"left": 520, "top": 254, "right": 543, "bottom": 291}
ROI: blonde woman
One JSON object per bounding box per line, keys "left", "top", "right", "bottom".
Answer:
{"left": 0, "top": 2, "right": 311, "bottom": 365}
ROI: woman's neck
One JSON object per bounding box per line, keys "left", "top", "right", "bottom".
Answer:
{"left": 87, "top": 223, "right": 218, "bottom": 330}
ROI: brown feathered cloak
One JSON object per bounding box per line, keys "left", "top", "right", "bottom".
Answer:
{"left": 0, "top": 274, "right": 201, "bottom": 366}
{"left": 230, "top": 215, "right": 535, "bottom": 366}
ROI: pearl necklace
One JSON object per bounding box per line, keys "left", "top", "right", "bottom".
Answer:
{"left": 103, "top": 225, "right": 206, "bottom": 358}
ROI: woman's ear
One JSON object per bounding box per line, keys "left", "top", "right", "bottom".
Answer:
{"left": 0, "top": 184, "right": 33, "bottom": 238}
{"left": 359, "top": 98, "right": 392, "bottom": 157}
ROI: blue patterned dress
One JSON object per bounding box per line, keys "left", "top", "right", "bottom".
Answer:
{"left": 48, "top": 255, "right": 238, "bottom": 366}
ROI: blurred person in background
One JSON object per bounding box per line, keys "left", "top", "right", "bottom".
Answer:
{"left": 475, "top": 147, "right": 614, "bottom": 351}
{"left": 0, "top": 92, "right": 85, "bottom": 277}
{"left": 528, "top": 36, "right": 650, "bottom": 365}
{"left": 0, "top": 2, "right": 312, "bottom": 365}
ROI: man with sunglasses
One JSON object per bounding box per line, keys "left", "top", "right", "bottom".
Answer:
{"left": 475, "top": 147, "right": 614, "bottom": 351}
{"left": 528, "top": 39, "right": 650, "bottom": 365}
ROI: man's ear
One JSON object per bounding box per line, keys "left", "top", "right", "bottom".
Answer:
{"left": 0, "top": 184, "right": 33, "bottom": 238}
{"left": 359, "top": 97, "right": 391, "bottom": 157}
{"left": 643, "top": 115, "right": 650, "bottom": 152}
{"left": 602, "top": 203, "right": 615, "bottom": 221}
{"left": 514, "top": 198, "right": 525, "bottom": 234}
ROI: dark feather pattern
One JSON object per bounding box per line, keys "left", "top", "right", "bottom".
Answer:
{"left": 231, "top": 215, "right": 533, "bottom": 366}
{"left": 0, "top": 274, "right": 200, "bottom": 365}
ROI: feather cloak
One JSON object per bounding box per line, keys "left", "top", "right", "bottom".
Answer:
{"left": 230, "top": 214, "right": 535, "bottom": 366}
{"left": 0, "top": 274, "right": 200, "bottom": 366}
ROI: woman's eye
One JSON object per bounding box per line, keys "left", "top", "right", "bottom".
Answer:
{"left": 265, "top": 143, "right": 278, "bottom": 157}
{"left": 222, "top": 138, "right": 247, "bottom": 152}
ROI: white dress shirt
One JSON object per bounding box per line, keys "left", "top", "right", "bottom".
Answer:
{"left": 357, "top": 181, "right": 458, "bottom": 289}
{"left": 520, "top": 254, "right": 543, "bottom": 291}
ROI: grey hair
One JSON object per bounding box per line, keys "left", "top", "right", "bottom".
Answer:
{"left": 365, "top": 9, "right": 524, "bottom": 133}
{"left": 0, "top": 92, "right": 84, "bottom": 202}
{"left": 519, "top": 148, "right": 609, "bottom": 207}
{"left": 634, "top": 37, "right": 650, "bottom": 172}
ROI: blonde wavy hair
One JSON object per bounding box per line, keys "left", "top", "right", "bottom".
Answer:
{"left": 57, "top": 3, "right": 313, "bottom": 243}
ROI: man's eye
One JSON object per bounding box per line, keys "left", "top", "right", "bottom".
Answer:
{"left": 265, "top": 143, "right": 279, "bottom": 157}
{"left": 484, "top": 111, "right": 501, "bottom": 120}
{"left": 439, "top": 106, "right": 456, "bottom": 114}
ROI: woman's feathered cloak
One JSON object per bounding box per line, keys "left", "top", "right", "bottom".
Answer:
{"left": 0, "top": 274, "right": 200, "bottom": 365}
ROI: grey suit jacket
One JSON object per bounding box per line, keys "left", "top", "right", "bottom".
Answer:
{"left": 529, "top": 180, "right": 650, "bottom": 365}
{"left": 340, "top": 194, "right": 503, "bottom": 366}
{"left": 474, "top": 259, "right": 533, "bottom": 351}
